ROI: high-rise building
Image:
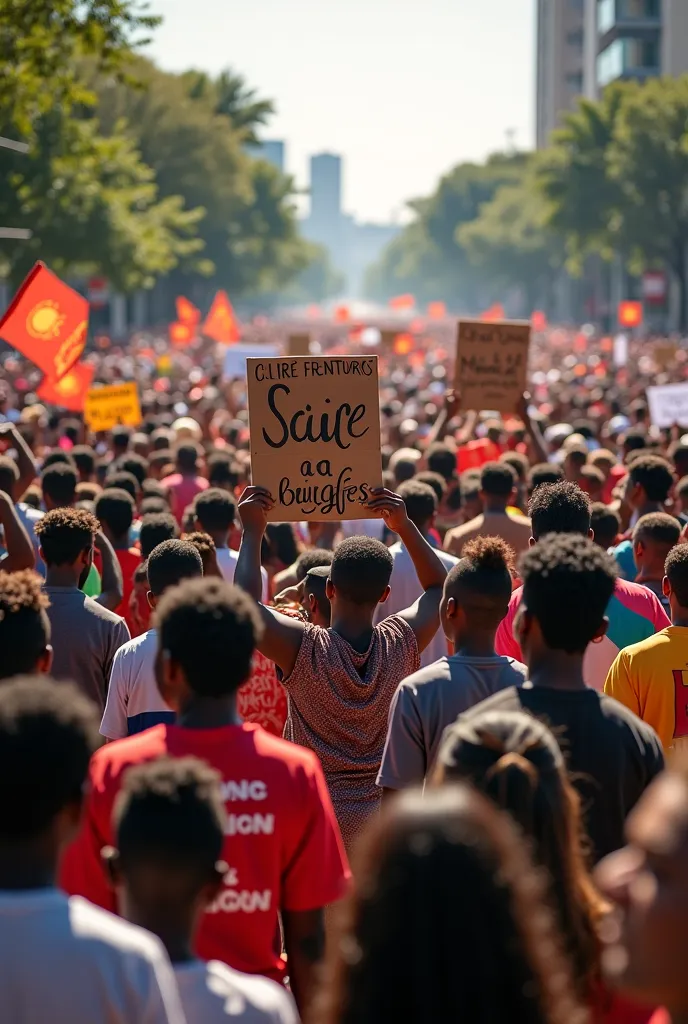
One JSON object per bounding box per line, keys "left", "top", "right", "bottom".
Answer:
{"left": 535, "top": 0, "right": 586, "bottom": 148}
{"left": 309, "top": 153, "right": 342, "bottom": 228}
{"left": 584, "top": 0, "right": 688, "bottom": 98}
{"left": 248, "top": 139, "right": 285, "bottom": 173}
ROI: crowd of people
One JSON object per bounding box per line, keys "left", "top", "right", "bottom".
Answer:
{"left": 2, "top": 321, "right": 688, "bottom": 1022}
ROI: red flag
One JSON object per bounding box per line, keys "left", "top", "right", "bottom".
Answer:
{"left": 393, "top": 333, "right": 414, "bottom": 355}
{"left": 531, "top": 310, "right": 547, "bottom": 332}
{"left": 169, "top": 321, "right": 194, "bottom": 347}
{"left": 36, "top": 361, "right": 95, "bottom": 411}
{"left": 389, "top": 294, "right": 415, "bottom": 311}
{"left": 0, "top": 262, "right": 88, "bottom": 379}
{"left": 618, "top": 301, "right": 643, "bottom": 328}
{"left": 176, "top": 296, "right": 201, "bottom": 326}
{"left": 427, "top": 301, "right": 446, "bottom": 319}
{"left": 333, "top": 305, "right": 350, "bottom": 323}
{"left": 202, "top": 290, "right": 240, "bottom": 344}
{"left": 480, "top": 303, "right": 505, "bottom": 322}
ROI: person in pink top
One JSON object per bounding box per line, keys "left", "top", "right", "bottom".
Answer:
{"left": 161, "top": 443, "right": 209, "bottom": 524}
{"left": 495, "top": 482, "right": 669, "bottom": 691}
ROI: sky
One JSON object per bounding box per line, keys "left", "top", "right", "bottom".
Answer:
{"left": 148, "top": 0, "right": 535, "bottom": 224}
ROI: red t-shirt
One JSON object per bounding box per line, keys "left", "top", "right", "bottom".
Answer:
{"left": 59, "top": 723, "right": 349, "bottom": 981}
{"left": 114, "top": 547, "right": 142, "bottom": 637}
{"left": 160, "top": 472, "right": 209, "bottom": 523}
{"left": 238, "top": 652, "right": 288, "bottom": 737}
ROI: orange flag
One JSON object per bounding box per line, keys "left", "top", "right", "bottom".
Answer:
{"left": 0, "top": 262, "right": 88, "bottom": 379}
{"left": 333, "top": 305, "right": 350, "bottom": 323}
{"left": 202, "top": 290, "right": 240, "bottom": 344}
{"left": 389, "top": 294, "right": 415, "bottom": 311}
{"left": 480, "top": 303, "right": 505, "bottom": 322}
{"left": 169, "top": 321, "right": 194, "bottom": 347}
{"left": 427, "top": 301, "right": 446, "bottom": 319}
{"left": 36, "top": 361, "right": 95, "bottom": 412}
{"left": 531, "top": 310, "right": 547, "bottom": 332}
{"left": 618, "top": 300, "right": 643, "bottom": 328}
{"left": 176, "top": 296, "right": 201, "bottom": 326}
{"left": 393, "top": 333, "right": 414, "bottom": 356}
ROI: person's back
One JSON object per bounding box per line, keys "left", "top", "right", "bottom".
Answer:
{"left": 444, "top": 462, "right": 532, "bottom": 557}
{"left": 95, "top": 488, "right": 142, "bottom": 635}
{"left": 162, "top": 443, "right": 208, "bottom": 523}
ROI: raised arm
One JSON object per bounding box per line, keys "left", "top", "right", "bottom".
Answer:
{"left": 235, "top": 486, "right": 305, "bottom": 676}
{"left": 366, "top": 488, "right": 447, "bottom": 652}
{"left": 0, "top": 491, "right": 34, "bottom": 571}
{"left": 517, "top": 392, "right": 548, "bottom": 466}
{"left": 93, "top": 530, "right": 124, "bottom": 610}
{"left": 424, "top": 389, "right": 460, "bottom": 449}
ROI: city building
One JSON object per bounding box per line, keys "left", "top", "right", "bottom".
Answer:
{"left": 535, "top": 0, "right": 586, "bottom": 148}
{"left": 247, "top": 139, "right": 285, "bottom": 173}
{"left": 584, "top": 0, "right": 688, "bottom": 98}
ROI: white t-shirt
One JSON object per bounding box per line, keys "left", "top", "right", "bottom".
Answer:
{"left": 216, "top": 547, "right": 269, "bottom": 602}
{"left": 373, "top": 541, "right": 458, "bottom": 667}
{"left": 174, "top": 960, "right": 296, "bottom": 1023}
{"left": 100, "top": 629, "right": 175, "bottom": 741}
{"left": 0, "top": 889, "right": 185, "bottom": 1024}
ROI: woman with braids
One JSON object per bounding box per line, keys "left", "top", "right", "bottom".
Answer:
{"left": 436, "top": 709, "right": 655, "bottom": 1024}
{"left": 311, "top": 785, "right": 586, "bottom": 1024}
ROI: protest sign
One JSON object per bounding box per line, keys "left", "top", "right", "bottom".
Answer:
{"left": 613, "top": 334, "right": 628, "bottom": 368}
{"left": 654, "top": 343, "right": 677, "bottom": 369}
{"left": 83, "top": 382, "right": 142, "bottom": 432}
{"left": 647, "top": 383, "right": 688, "bottom": 429}
{"left": 286, "top": 334, "right": 311, "bottom": 356}
{"left": 223, "top": 344, "right": 279, "bottom": 380}
{"left": 247, "top": 355, "right": 382, "bottom": 521}
{"left": 454, "top": 319, "right": 530, "bottom": 413}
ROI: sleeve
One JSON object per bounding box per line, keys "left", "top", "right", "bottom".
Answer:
{"left": 281, "top": 756, "right": 350, "bottom": 911}
{"left": 140, "top": 942, "right": 188, "bottom": 1024}
{"left": 260, "top": 566, "right": 269, "bottom": 603}
{"left": 604, "top": 651, "right": 641, "bottom": 716}
{"left": 495, "top": 597, "right": 523, "bottom": 661}
{"left": 104, "top": 620, "right": 131, "bottom": 692}
{"left": 100, "top": 648, "right": 129, "bottom": 740}
{"left": 648, "top": 592, "right": 671, "bottom": 632}
{"left": 376, "top": 684, "right": 426, "bottom": 790}
{"left": 58, "top": 759, "right": 118, "bottom": 913}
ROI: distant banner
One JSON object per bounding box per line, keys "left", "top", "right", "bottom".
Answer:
{"left": 247, "top": 355, "right": 382, "bottom": 522}
{"left": 647, "top": 383, "right": 688, "bottom": 429}
{"left": 454, "top": 319, "right": 530, "bottom": 413}
{"left": 223, "top": 343, "right": 279, "bottom": 380}
{"left": 84, "top": 382, "right": 142, "bottom": 432}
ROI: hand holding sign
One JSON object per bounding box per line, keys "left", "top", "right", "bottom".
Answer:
{"left": 238, "top": 486, "right": 275, "bottom": 534}
{"left": 366, "top": 488, "right": 410, "bottom": 533}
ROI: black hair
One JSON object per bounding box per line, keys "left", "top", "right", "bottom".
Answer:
{"left": 633, "top": 512, "right": 681, "bottom": 549}
{"left": 114, "top": 454, "right": 149, "bottom": 487}
{"left": 527, "top": 463, "right": 564, "bottom": 495}
{"left": 628, "top": 455, "right": 674, "bottom": 504}
{"left": 295, "top": 548, "right": 333, "bottom": 581}
{"left": 61, "top": 420, "right": 81, "bottom": 445}
{"left": 140, "top": 497, "right": 168, "bottom": 516}
{"left": 564, "top": 446, "right": 588, "bottom": 469}
{"left": 414, "top": 471, "right": 446, "bottom": 505}
{"left": 141, "top": 479, "right": 168, "bottom": 502}
{"left": 623, "top": 428, "right": 647, "bottom": 453}
{"left": 528, "top": 482, "right": 591, "bottom": 540}
{"left": 112, "top": 426, "right": 132, "bottom": 452}
{"left": 139, "top": 513, "right": 180, "bottom": 559}
{"left": 113, "top": 756, "right": 225, "bottom": 873}
{"left": 194, "top": 488, "right": 236, "bottom": 533}
{"left": 207, "top": 453, "right": 240, "bottom": 491}
{"left": 104, "top": 470, "right": 138, "bottom": 502}
{"left": 398, "top": 480, "right": 437, "bottom": 530}
{"left": 305, "top": 568, "right": 332, "bottom": 621}
{"left": 34, "top": 507, "right": 99, "bottom": 566}
{"left": 264, "top": 523, "right": 299, "bottom": 568}
{"left": 519, "top": 534, "right": 617, "bottom": 653}
{"left": 0, "top": 571, "right": 51, "bottom": 680}
{"left": 426, "top": 443, "right": 457, "bottom": 483}
{"left": 666, "top": 543, "right": 688, "bottom": 608}
{"left": 42, "top": 450, "right": 75, "bottom": 471}
{"left": 41, "top": 463, "right": 78, "bottom": 506}
{"left": 330, "top": 536, "right": 393, "bottom": 605}
{"left": 176, "top": 443, "right": 199, "bottom": 472}
{"left": 157, "top": 578, "right": 263, "bottom": 696}
{"left": 94, "top": 488, "right": 135, "bottom": 540}
{"left": 71, "top": 445, "right": 96, "bottom": 478}
{"left": 147, "top": 539, "right": 203, "bottom": 597}
{"left": 669, "top": 443, "right": 688, "bottom": 476}
{"left": 480, "top": 462, "right": 516, "bottom": 498}
{"left": 0, "top": 455, "right": 19, "bottom": 496}
{"left": 590, "top": 503, "right": 620, "bottom": 549}
{"left": 445, "top": 536, "right": 514, "bottom": 628}
{"left": 392, "top": 458, "right": 418, "bottom": 485}
{"left": 500, "top": 452, "right": 529, "bottom": 482}
{"left": 579, "top": 465, "right": 604, "bottom": 488}
{"left": 0, "top": 675, "right": 100, "bottom": 839}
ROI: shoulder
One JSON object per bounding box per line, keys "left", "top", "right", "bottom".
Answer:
{"left": 612, "top": 578, "right": 667, "bottom": 620}
{"left": 448, "top": 515, "right": 483, "bottom": 540}
{"left": 83, "top": 596, "right": 127, "bottom": 628}
{"left": 376, "top": 614, "right": 417, "bottom": 642}
{"left": 244, "top": 723, "right": 324, "bottom": 780}
{"left": 437, "top": 549, "right": 459, "bottom": 569}
{"left": 503, "top": 657, "right": 528, "bottom": 679}
{"left": 617, "top": 629, "right": 671, "bottom": 663}
{"left": 112, "top": 629, "right": 156, "bottom": 667}
{"left": 506, "top": 511, "right": 532, "bottom": 528}
{"left": 88, "top": 725, "right": 169, "bottom": 790}
{"left": 397, "top": 658, "right": 451, "bottom": 695}
{"left": 597, "top": 692, "right": 662, "bottom": 739}
{"left": 460, "top": 685, "right": 522, "bottom": 720}
{"left": 507, "top": 585, "right": 523, "bottom": 611}
{"left": 68, "top": 896, "right": 169, "bottom": 963}
{"left": 202, "top": 960, "right": 296, "bottom": 1019}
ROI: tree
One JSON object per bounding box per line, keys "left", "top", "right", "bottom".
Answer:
{"left": 0, "top": 0, "right": 158, "bottom": 136}
{"left": 183, "top": 69, "right": 274, "bottom": 144}
{"left": 284, "top": 244, "right": 345, "bottom": 303}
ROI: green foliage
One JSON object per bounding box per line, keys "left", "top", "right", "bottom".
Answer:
{"left": 182, "top": 69, "right": 275, "bottom": 144}
{"left": 284, "top": 244, "right": 346, "bottom": 303}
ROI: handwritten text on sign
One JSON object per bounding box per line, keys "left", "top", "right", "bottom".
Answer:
{"left": 83, "top": 382, "right": 142, "bottom": 432}
{"left": 454, "top": 319, "right": 530, "bottom": 413}
{"left": 647, "top": 383, "right": 688, "bottom": 428}
{"left": 247, "top": 356, "right": 382, "bottom": 521}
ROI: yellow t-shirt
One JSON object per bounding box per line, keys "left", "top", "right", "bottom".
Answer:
{"left": 604, "top": 626, "right": 688, "bottom": 751}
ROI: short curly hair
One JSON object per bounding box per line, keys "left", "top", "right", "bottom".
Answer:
{"left": 330, "top": 536, "right": 393, "bottom": 605}
{"left": 665, "top": 543, "right": 688, "bottom": 608}
{"left": 528, "top": 482, "right": 591, "bottom": 540}
{"left": 0, "top": 571, "right": 51, "bottom": 679}
{"left": 519, "top": 534, "right": 617, "bottom": 653}
{"left": 628, "top": 455, "right": 674, "bottom": 504}
{"left": 34, "top": 507, "right": 99, "bottom": 566}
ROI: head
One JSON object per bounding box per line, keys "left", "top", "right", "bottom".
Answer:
{"left": 500, "top": 451, "right": 529, "bottom": 484}
{"left": 670, "top": 442, "right": 688, "bottom": 481}
{"left": 0, "top": 455, "right": 19, "bottom": 499}
{"left": 75, "top": 482, "right": 102, "bottom": 504}
{"left": 632, "top": 512, "right": 681, "bottom": 578}
{"left": 590, "top": 503, "right": 620, "bottom": 550}
{"left": 104, "top": 470, "right": 139, "bottom": 504}
{"left": 0, "top": 676, "right": 100, "bottom": 877}
{"left": 437, "top": 709, "right": 607, "bottom": 997}
{"left": 315, "top": 785, "right": 585, "bottom": 1024}
{"left": 263, "top": 522, "right": 300, "bottom": 570}
{"left": 414, "top": 471, "right": 446, "bottom": 506}
{"left": 301, "top": 566, "right": 332, "bottom": 628}
{"left": 663, "top": 543, "right": 688, "bottom": 621}
{"left": 595, "top": 757, "right": 688, "bottom": 1017}
{"left": 149, "top": 450, "right": 174, "bottom": 480}
{"left": 440, "top": 536, "right": 514, "bottom": 648}
{"left": 41, "top": 463, "right": 78, "bottom": 510}
{"left": 460, "top": 472, "right": 482, "bottom": 522}
{"left": 94, "top": 488, "right": 135, "bottom": 546}
{"left": 114, "top": 454, "right": 149, "bottom": 488}
{"left": 389, "top": 447, "right": 420, "bottom": 485}
{"left": 71, "top": 445, "right": 96, "bottom": 483}
{"left": 480, "top": 462, "right": 516, "bottom": 511}
{"left": 112, "top": 426, "right": 132, "bottom": 457}
{"left": 676, "top": 475, "right": 688, "bottom": 513}
{"left": 0, "top": 571, "right": 52, "bottom": 679}
{"left": 563, "top": 445, "right": 588, "bottom": 483}
{"left": 528, "top": 481, "right": 591, "bottom": 541}
{"left": 426, "top": 443, "right": 457, "bottom": 484}
{"left": 193, "top": 488, "right": 236, "bottom": 543}
{"left": 294, "top": 548, "right": 333, "bottom": 583}
{"left": 180, "top": 532, "right": 219, "bottom": 577}
{"left": 155, "top": 578, "right": 263, "bottom": 713}
{"left": 589, "top": 449, "right": 617, "bottom": 480}
{"left": 41, "top": 450, "right": 75, "bottom": 471}
{"left": 515, "top": 534, "right": 617, "bottom": 665}
{"left": 147, "top": 539, "right": 203, "bottom": 605}
{"left": 140, "top": 512, "right": 180, "bottom": 559}
{"left": 397, "top": 480, "right": 437, "bottom": 535}
{"left": 176, "top": 443, "right": 200, "bottom": 475}
{"left": 207, "top": 454, "right": 240, "bottom": 493}
{"left": 34, "top": 507, "right": 99, "bottom": 587}
{"left": 622, "top": 428, "right": 647, "bottom": 461}
{"left": 527, "top": 462, "right": 565, "bottom": 499}
{"left": 327, "top": 536, "right": 393, "bottom": 612}
{"left": 578, "top": 465, "right": 605, "bottom": 503}
{"left": 107, "top": 756, "right": 226, "bottom": 953}
{"left": 624, "top": 455, "right": 674, "bottom": 512}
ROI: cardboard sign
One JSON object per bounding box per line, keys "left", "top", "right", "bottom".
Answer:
{"left": 654, "top": 343, "right": 677, "bottom": 369}
{"left": 247, "top": 355, "right": 382, "bottom": 521}
{"left": 454, "top": 319, "right": 530, "bottom": 413}
{"left": 286, "top": 333, "right": 311, "bottom": 356}
{"left": 223, "top": 343, "right": 279, "bottom": 380}
{"left": 84, "top": 382, "right": 142, "bottom": 432}
{"left": 647, "top": 383, "right": 688, "bottom": 428}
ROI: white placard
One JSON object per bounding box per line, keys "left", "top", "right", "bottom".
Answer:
{"left": 647, "top": 383, "right": 688, "bottom": 428}
{"left": 613, "top": 333, "right": 628, "bottom": 368}
{"left": 223, "top": 344, "right": 279, "bottom": 380}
